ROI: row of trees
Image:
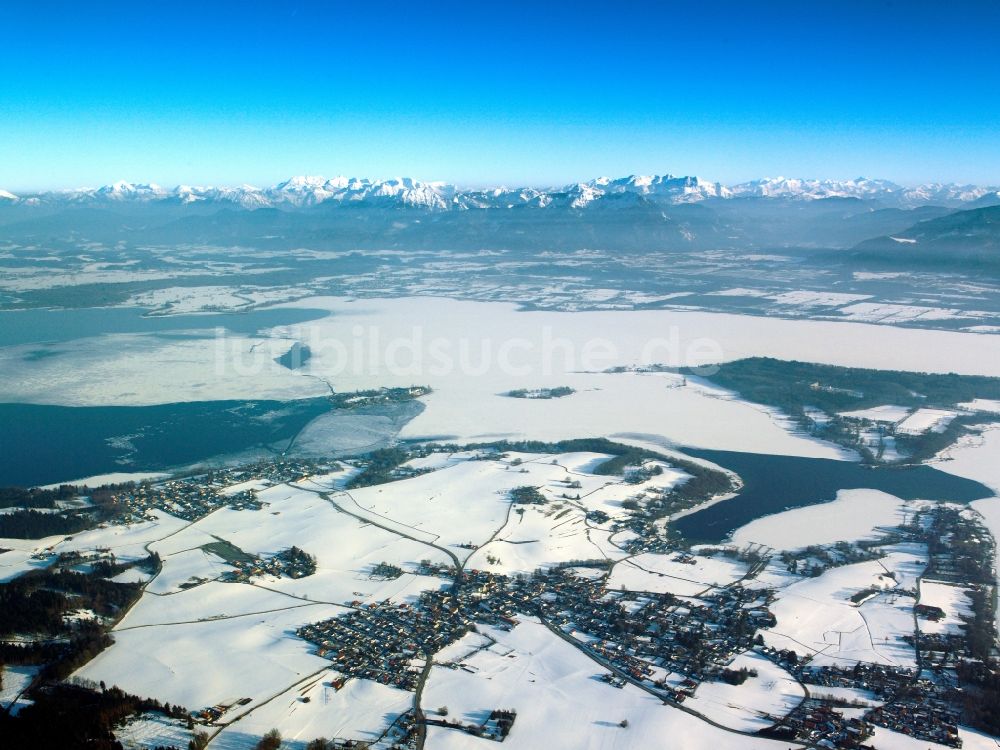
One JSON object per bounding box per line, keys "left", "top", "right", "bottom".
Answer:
{"left": 91, "top": 551, "right": 161, "bottom": 579}
{"left": 0, "top": 508, "right": 94, "bottom": 539}
{"left": 0, "top": 484, "right": 77, "bottom": 509}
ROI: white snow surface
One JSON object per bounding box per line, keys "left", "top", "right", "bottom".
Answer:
{"left": 762, "top": 546, "right": 925, "bottom": 667}
{"left": 421, "top": 618, "right": 795, "bottom": 750}
{"left": 838, "top": 405, "right": 912, "bottom": 424}
{"left": 896, "top": 408, "right": 957, "bottom": 435}
{"left": 918, "top": 581, "right": 974, "bottom": 635}
{"left": 684, "top": 650, "right": 804, "bottom": 732}
{"left": 607, "top": 552, "right": 747, "bottom": 596}
{"left": 730, "top": 489, "right": 906, "bottom": 551}
{"left": 959, "top": 399, "right": 1000, "bottom": 414}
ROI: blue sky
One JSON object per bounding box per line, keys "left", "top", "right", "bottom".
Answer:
{"left": 2, "top": 1, "right": 999, "bottom": 191}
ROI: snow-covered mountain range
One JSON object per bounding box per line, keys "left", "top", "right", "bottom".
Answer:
{"left": 2, "top": 174, "right": 997, "bottom": 210}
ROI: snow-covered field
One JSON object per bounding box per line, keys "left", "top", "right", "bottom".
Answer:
{"left": 145, "top": 482, "right": 454, "bottom": 605}
{"left": 0, "top": 509, "right": 190, "bottom": 585}
{"left": 869, "top": 725, "right": 1000, "bottom": 750}
{"left": 839, "top": 405, "right": 911, "bottom": 424}
{"left": 39, "top": 471, "right": 171, "bottom": 490}
{"left": 127, "top": 285, "right": 311, "bottom": 316}
{"left": 896, "top": 408, "right": 957, "bottom": 435}
{"left": 114, "top": 714, "right": 193, "bottom": 750}
{"left": 935, "top": 423, "right": 1000, "bottom": 496}
{"left": 835, "top": 302, "right": 976, "bottom": 325}
{"left": 730, "top": 489, "right": 906, "bottom": 550}
{"left": 421, "top": 619, "right": 795, "bottom": 750}
{"left": 210, "top": 677, "right": 413, "bottom": 750}
{"left": 769, "top": 290, "right": 872, "bottom": 307}
{"left": 684, "top": 650, "right": 804, "bottom": 731}
{"left": 0, "top": 664, "right": 39, "bottom": 715}
{"left": 918, "top": 581, "right": 974, "bottom": 635}
{"left": 76, "top": 604, "right": 344, "bottom": 712}
{"left": 761, "top": 546, "right": 925, "bottom": 668}
{"left": 960, "top": 399, "right": 1000, "bottom": 414}
{"left": 607, "top": 551, "right": 747, "bottom": 596}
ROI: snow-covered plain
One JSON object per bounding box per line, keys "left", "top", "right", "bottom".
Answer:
{"left": 75, "top": 604, "right": 345, "bottom": 712}
{"left": 144, "top": 482, "right": 455, "bottom": 605}
{"left": 210, "top": 676, "right": 413, "bottom": 750}
{"left": 421, "top": 619, "right": 795, "bottom": 750}
{"left": 0, "top": 664, "right": 38, "bottom": 715}
{"left": 684, "top": 650, "right": 804, "bottom": 732}
{"left": 839, "top": 405, "right": 911, "bottom": 424}
{"left": 730, "top": 489, "right": 906, "bottom": 551}
{"left": 918, "top": 581, "right": 974, "bottom": 635}
{"left": 959, "top": 399, "right": 1000, "bottom": 414}
{"left": 896, "top": 408, "right": 957, "bottom": 435}
{"left": 113, "top": 714, "right": 193, "bottom": 750}
{"left": 869, "top": 725, "right": 1000, "bottom": 750}
{"left": 607, "top": 552, "right": 747, "bottom": 597}
{"left": 39, "top": 471, "right": 171, "bottom": 489}
{"left": 762, "top": 546, "right": 926, "bottom": 668}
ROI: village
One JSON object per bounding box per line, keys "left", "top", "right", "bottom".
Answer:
{"left": 88, "top": 446, "right": 996, "bottom": 750}
{"left": 295, "top": 546, "right": 979, "bottom": 748}
{"left": 11, "top": 440, "right": 993, "bottom": 750}
{"left": 106, "top": 459, "right": 337, "bottom": 522}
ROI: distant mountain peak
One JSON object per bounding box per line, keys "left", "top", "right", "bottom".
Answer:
{"left": 2, "top": 174, "right": 997, "bottom": 211}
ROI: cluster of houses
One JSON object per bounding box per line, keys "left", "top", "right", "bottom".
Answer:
{"left": 221, "top": 545, "right": 317, "bottom": 583}
{"left": 287, "top": 467, "right": 989, "bottom": 750}
{"left": 772, "top": 660, "right": 962, "bottom": 747}
{"left": 192, "top": 697, "right": 252, "bottom": 724}
{"left": 291, "top": 543, "right": 985, "bottom": 749}
{"left": 108, "top": 479, "right": 246, "bottom": 522}
{"left": 605, "top": 483, "right": 697, "bottom": 555}
{"left": 108, "top": 458, "right": 333, "bottom": 522}
{"left": 297, "top": 561, "right": 783, "bottom": 718}
{"left": 422, "top": 708, "right": 517, "bottom": 743}
{"left": 297, "top": 597, "right": 475, "bottom": 691}
{"left": 509, "top": 567, "right": 773, "bottom": 694}
{"left": 867, "top": 684, "right": 962, "bottom": 747}
{"left": 778, "top": 539, "right": 891, "bottom": 578}
{"left": 613, "top": 500, "right": 675, "bottom": 555}
{"left": 908, "top": 630, "right": 968, "bottom": 670}
{"left": 329, "top": 386, "right": 431, "bottom": 410}
{"left": 47, "top": 547, "right": 114, "bottom": 568}
{"left": 769, "top": 698, "right": 873, "bottom": 747}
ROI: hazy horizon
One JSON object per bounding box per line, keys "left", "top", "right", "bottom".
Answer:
{"left": 3, "top": 170, "right": 999, "bottom": 196}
